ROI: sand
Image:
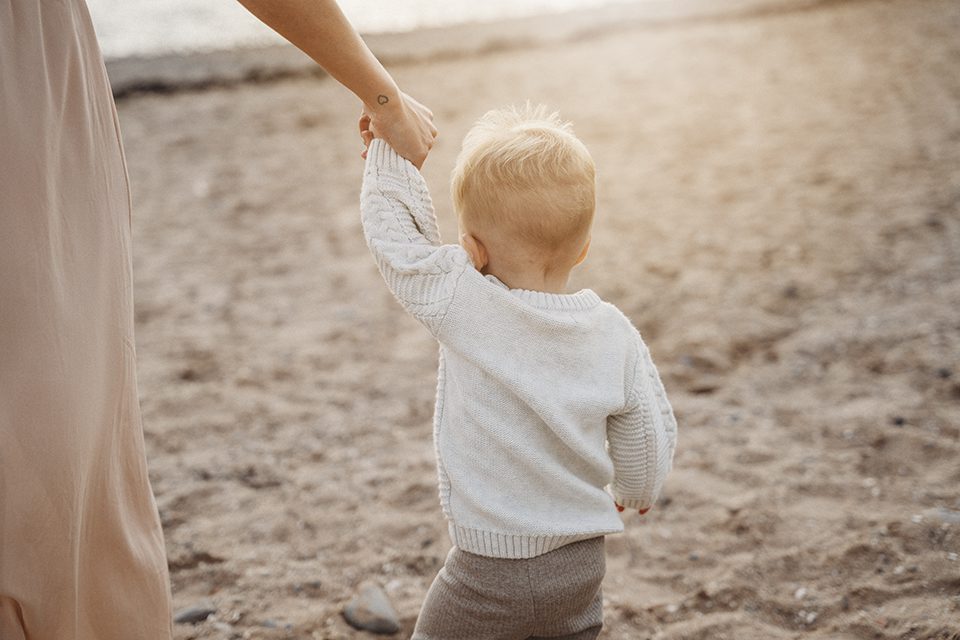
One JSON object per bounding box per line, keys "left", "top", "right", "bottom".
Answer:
{"left": 115, "top": 0, "right": 960, "bottom": 637}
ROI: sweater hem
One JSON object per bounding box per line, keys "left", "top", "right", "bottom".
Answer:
{"left": 448, "top": 522, "right": 617, "bottom": 559}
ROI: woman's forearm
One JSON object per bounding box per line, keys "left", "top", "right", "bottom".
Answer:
{"left": 236, "top": 0, "right": 437, "bottom": 168}
{"left": 236, "top": 0, "right": 399, "bottom": 111}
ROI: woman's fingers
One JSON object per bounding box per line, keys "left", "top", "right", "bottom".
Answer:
{"left": 359, "top": 111, "right": 375, "bottom": 159}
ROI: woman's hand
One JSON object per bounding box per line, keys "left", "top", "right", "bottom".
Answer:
{"left": 360, "top": 92, "right": 437, "bottom": 168}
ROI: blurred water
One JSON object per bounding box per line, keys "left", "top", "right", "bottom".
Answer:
{"left": 86, "top": 0, "right": 642, "bottom": 59}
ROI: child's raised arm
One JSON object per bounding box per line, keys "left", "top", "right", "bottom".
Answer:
{"left": 359, "top": 138, "right": 472, "bottom": 337}
{"left": 607, "top": 337, "right": 678, "bottom": 513}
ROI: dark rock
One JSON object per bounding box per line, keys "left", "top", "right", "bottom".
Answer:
{"left": 343, "top": 581, "right": 401, "bottom": 634}
{"left": 936, "top": 367, "right": 952, "bottom": 379}
{"left": 891, "top": 416, "right": 906, "bottom": 427}
{"left": 174, "top": 604, "right": 216, "bottom": 624}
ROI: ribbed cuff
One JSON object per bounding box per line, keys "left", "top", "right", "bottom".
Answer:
{"left": 448, "top": 523, "right": 613, "bottom": 559}
{"left": 366, "top": 138, "right": 413, "bottom": 175}
{"left": 614, "top": 496, "right": 652, "bottom": 510}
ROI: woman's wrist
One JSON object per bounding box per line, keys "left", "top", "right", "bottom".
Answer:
{"left": 362, "top": 85, "right": 401, "bottom": 117}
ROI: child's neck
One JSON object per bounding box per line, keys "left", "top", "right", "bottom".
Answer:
{"left": 484, "top": 267, "right": 572, "bottom": 294}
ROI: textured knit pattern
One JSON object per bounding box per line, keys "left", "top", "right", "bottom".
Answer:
{"left": 360, "top": 139, "right": 678, "bottom": 559}
{"left": 412, "top": 537, "right": 606, "bottom": 640}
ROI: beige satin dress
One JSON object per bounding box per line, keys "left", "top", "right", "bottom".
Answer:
{"left": 0, "top": 1, "right": 173, "bottom": 637}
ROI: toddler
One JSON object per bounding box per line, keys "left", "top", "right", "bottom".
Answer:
{"left": 359, "top": 104, "right": 678, "bottom": 639}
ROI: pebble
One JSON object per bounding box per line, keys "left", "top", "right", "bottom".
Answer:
{"left": 173, "top": 604, "right": 216, "bottom": 624}
{"left": 385, "top": 578, "right": 404, "bottom": 594}
{"left": 343, "top": 580, "right": 401, "bottom": 634}
{"left": 794, "top": 587, "right": 807, "bottom": 600}
{"left": 797, "top": 609, "right": 818, "bottom": 624}
{"left": 261, "top": 619, "right": 292, "bottom": 629}
{"left": 927, "top": 507, "right": 960, "bottom": 525}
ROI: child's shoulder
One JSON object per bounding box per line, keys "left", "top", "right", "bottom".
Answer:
{"left": 593, "top": 296, "right": 642, "bottom": 334}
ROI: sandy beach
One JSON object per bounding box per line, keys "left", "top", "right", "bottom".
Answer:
{"left": 115, "top": 0, "right": 960, "bottom": 637}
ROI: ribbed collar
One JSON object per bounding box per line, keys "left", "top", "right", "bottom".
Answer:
{"left": 484, "top": 275, "right": 601, "bottom": 311}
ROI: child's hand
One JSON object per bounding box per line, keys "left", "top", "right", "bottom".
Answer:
{"left": 615, "top": 502, "right": 650, "bottom": 515}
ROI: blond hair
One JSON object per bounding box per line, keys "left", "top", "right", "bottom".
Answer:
{"left": 451, "top": 104, "right": 596, "bottom": 264}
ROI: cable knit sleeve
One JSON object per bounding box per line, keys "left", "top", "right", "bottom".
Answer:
{"left": 606, "top": 335, "right": 678, "bottom": 510}
{"left": 359, "top": 139, "right": 471, "bottom": 337}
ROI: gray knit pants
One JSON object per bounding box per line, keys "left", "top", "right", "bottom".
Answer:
{"left": 412, "top": 536, "right": 605, "bottom": 640}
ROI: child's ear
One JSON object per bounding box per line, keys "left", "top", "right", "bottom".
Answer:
{"left": 574, "top": 236, "right": 591, "bottom": 266}
{"left": 460, "top": 233, "right": 488, "bottom": 270}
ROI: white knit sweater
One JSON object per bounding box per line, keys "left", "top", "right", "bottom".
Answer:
{"left": 360, "top": 139, "right": 677, "bottom": 559}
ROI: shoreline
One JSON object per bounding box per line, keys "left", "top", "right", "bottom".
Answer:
{"left": 106, "top": 0, "right": 854, "bottom": 99}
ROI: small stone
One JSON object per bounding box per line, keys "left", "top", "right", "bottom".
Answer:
{"left": 927, "top": 507, "right": 960, "bottom": 525}
{"left": 688, "top": 552, "right": 700, "bottom": 561}
{"left": 805, "top": 611, "right": 818, "bottom": 624}
{"left": 666, "top": 603, "right": 679, "bottom": 614}
{"left": 891, "top": 416, "right": 906, "bottom": 427}
{"left": 385, "top": 578, "right": 404, "bottom": 594}
{"left": 292, "top": 579, "right": 324, "bottom": 597}
{"left": 174, "top": 604, "right": 216, "bottom": 624}
{"left": 910, "top": 514, "right": 923, "bottom": 524}
{"left": 343, "top": 580, "right": 401, "bottom": 634}
{"left": 948, "top": 552, "right": 958, "bottom": 562}
{"left": 936, "top": 367, "right": 952, "bottom": 379}
{"left": 794, "top": 587, "right": 807, "bottom": 600}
